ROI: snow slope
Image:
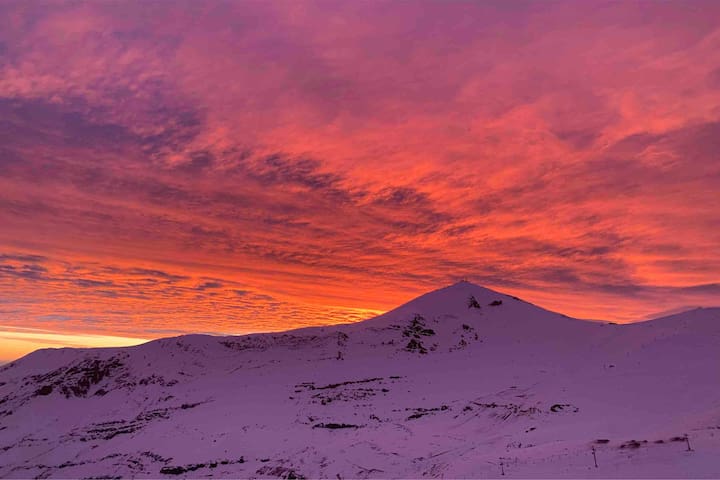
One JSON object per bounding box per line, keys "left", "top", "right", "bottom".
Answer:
{"left": 0, "top": 281, "right": 718, "bottom": 479}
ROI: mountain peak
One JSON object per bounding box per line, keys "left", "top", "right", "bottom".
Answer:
{"left": 375, "top": 281, "right": 521, "bottom": 321}
{"left": 421, "top": 280, "right": 512, "bottom": 301}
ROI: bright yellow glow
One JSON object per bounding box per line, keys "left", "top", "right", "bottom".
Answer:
{"left": 0, "top": 326, "right": 149, "bottom": 363}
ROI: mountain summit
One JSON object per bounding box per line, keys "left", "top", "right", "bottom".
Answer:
{"left": 0, "top": 284, "right": 718, "bottom": 478}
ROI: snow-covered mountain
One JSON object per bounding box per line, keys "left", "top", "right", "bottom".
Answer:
{"left": 0, "top": 281, "right": 718, "bottom": 478}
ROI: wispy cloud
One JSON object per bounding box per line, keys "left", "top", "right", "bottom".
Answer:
{"left": 0, "top": 1, "right": 719, "bottom": 358}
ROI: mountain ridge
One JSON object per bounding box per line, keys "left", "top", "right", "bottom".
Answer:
{"left": 7, "top": 281, "right": 718, "bottom": 367}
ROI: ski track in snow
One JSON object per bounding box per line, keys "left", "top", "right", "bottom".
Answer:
{"left": 0, "top": 282, "right": 718, "bottom": 478}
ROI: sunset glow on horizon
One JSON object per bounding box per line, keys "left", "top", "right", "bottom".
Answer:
{"left": 1, "top": 1, "right": 719, "bottom": 362}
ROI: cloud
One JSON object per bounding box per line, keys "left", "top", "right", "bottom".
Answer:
{"left": 195, "top": 281, "right": 223, "bottom": 291}
{"left": 0, "top": 0, "right": 719, "bottom": 354}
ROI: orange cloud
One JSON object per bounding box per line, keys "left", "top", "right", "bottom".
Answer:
{"left": 0, "top": 1, "right": 719, "bottom": 360}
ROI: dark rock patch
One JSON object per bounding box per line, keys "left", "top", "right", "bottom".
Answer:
{"left": 35, "top": 385, "right": 53, "bottom": 396}
{"left": 312, "top": 423, "right": 360, "bottom": 429}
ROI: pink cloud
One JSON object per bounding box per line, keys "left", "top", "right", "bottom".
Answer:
{"left": 0, "top": 1, "right": 719, "bottom": 356}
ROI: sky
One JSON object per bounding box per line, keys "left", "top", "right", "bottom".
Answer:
{"left": 1, "top": 1, "right": 719, "bottom": 362}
